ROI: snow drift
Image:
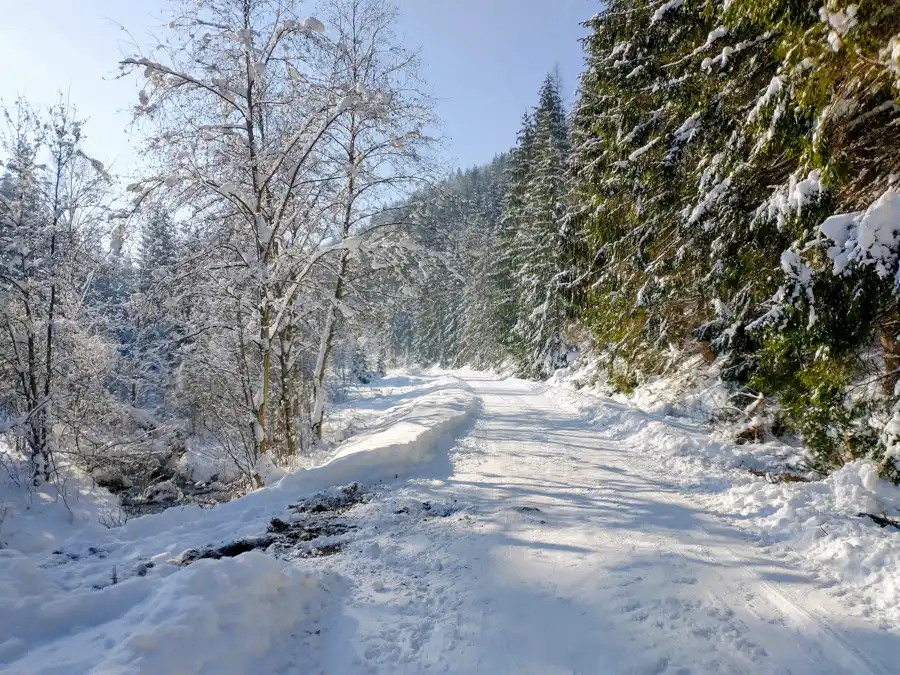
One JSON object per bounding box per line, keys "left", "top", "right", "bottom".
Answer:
{"left": 0, "top": 551, "right": 335, "bottom": 675}
{"left": 307, "top": 377, "right": 477, "bottom": 483}
{"left": 547, "top": 366, "right": 900, "bottom": 627}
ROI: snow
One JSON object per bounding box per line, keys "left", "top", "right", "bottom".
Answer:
{"left": 671, "top": 112, "right": 699, "bottom": 144}
{"left": 706, "top": 26, "right": 727, "bottom": 46}
{"left": 748, "top": 76, "right": 783, "bottom": 123}
{"left": 650, "top": 0, "right": 684, "bottom": 24}
{"left": 628, "top": 136, "right": 658, "bottom": 162}
{"left": 886, "top": 36, "right": 900, "bottom": 79}
{"left": 303, "top": 17, "right": 326, "bottom": 33}
{"left": 0, "top": 453, "right": 119, "bottom": 554}
{"left": 820, "top": 4, "right": 858, "bottom": 52}
{"left": 142, "top": 480, "right": 183, "bottom": 503}
{"left": 821, "top": 188, "right": 900, "bottom": 278}
{"left": 781, "top": 248, "right": 814, "bottom": 284}
{"left": 703, "top": 34, "right": 771, "bottom": 72}
{"left": 791, "top": 169, "right": 823, "bottom": 209}
{"left": 687, "top": 177, "right": 731, "bottom": 224}
{"left": 313, "top": 372, "right": 899, "bottom": 673}
{"left": 337, "top": 95, "right": 356, "bottom": 112}
{"left": 755, "top": 170, "right": 824, "bottom": 231}
{"left": 548, "top": 363, "right": 900, "bottom": 634}
{"left": 280, "top": 375, "right": 475, "bottom": 491}
{"left": 0, "top": 373, "right": 475, "bottom": 674}
{"left": 609, "top": 41, "right": 630, "bottom": 59}
{"left": 1, "top": 551, "right": 336, "bottom": 675}
{"left": 881, "top": 409, "right": 900, "bottom": 466}
{"left": 4, "top": 370, "right": 900, "bottom": 673}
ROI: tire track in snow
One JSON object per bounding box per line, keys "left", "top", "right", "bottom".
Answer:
{"left": 687, "top": 530, "right": 892, "bottom": 675}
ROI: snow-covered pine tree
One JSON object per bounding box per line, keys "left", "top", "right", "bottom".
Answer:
{"left": 493, "top": 113, "right": 537, "bottom": 369}
{"left": 388, "top": 77, "right": 573, "bottom": 377}
{"left": 458, "top": 157, "right": 509, "bottom": 368}
{"left": 509, "top": 74, "right": 571, "bottom": 377}
{"left": 729, "top": 0, "right": 900, "bottom": 471}
{"left": 567, "top": 0, "right": 900, "bottom": 474}
{"left": 124, "top": 209, "right": 184, "bottom": 411}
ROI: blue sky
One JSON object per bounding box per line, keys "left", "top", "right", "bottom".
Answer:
{"left": 397, "top": 0, "right": 592, "bottom": 167}
{"left": 0, "top": 0, "right": 592, "bottom": 174}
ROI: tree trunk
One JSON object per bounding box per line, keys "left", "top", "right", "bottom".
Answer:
{"left": 880, "top": 328, "right": 900, "bottom": 396}
{"left": 254, "top": 304, "right": 272, "bottom": 485}
{"left": 310, "top": 250, "right": 352, "bottom": 439}
{"left": 278, "top": 334, "right": 297, "bottom": 457}
{"left": 310, "top": 115, "right": 358, "bottom": 439}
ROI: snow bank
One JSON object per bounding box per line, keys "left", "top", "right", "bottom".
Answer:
{"left": 0, "top": 550, "right": 336, "bottom": 674}
{"left": 0, "top": 450, "right": 119, "bottom": 554}
{"left": 295, "top": 377, "right": 476, "bottom": 486}
{"left": 77, "top": 376, "right": 473, "bottom": 553}
{"left": 0, "top": 373, "right": 477, "bottom": 673}
{"left": 37, "top": 375, "right": 475, "bottom": 547}
{"left": 229, "top": 377, "right": 476, "bottom": 507}
{"left": 549, "top": 354, "right": 735, "bottom": 422}
{"left": 547, "top": 368, "right": 900, "bottom": 626}
{"left": 221, "top": 374, "right": 476, "bottom": 515}
{"left": 723, "top": 460, "right": 900, "bottom": 621}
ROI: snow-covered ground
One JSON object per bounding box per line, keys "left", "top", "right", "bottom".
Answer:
{"left": 0, "top": 373, "right": 475, "bottom": 675}
{"left": 547, "top": 367, "right": 900, "bottom": 632}
{"left": 3, "top": 370, "right": 900, "bottom": 674}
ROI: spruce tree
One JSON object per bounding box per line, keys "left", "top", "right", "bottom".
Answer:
{"left": 511, "top": 74, "right": 571, "bottom": 377}
{"left": 567, "top": 0, "right": 900, "bottom": 473}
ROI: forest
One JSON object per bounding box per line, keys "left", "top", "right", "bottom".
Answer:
{"left": 398, "top": 0, "right": 900, "bottom": 480}
{"left": 5, "top": 1, "right": 900, "bottom": 673}
{"left": 1, "top": 0, "right": 899, "bottom": 506}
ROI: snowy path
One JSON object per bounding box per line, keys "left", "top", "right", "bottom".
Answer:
{"left": 317, "top": 373, "right": 897, "bottom": 675}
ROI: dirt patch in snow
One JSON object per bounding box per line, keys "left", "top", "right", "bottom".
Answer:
{"left": 171, "top": 483, "right": 368, "bottom": 566}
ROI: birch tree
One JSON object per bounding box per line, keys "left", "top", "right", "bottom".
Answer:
{"left": 120, "top": 0, "right": 358, "bottom": 482}
{"left": 121, "top": 0, "right": 436, "bottom": 482}
{"left": 306, "top": 0, "right": 437, "bottom": 439}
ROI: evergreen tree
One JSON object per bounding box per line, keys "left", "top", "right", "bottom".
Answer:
{"left": 127, "top": 210, "right": 183, "bottom": 409}
{"left": 511, "top": 74, "right": 571, "bottom": 377}
{"left": 391, "top": 75, "right": 573, "bottom": 378}
{"left": 568, "top": 0, "right": 900, "bottom": 474}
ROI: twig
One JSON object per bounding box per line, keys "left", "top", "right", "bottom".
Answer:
{"left": 857, "top": 512, "right": 900, "bottom": 530}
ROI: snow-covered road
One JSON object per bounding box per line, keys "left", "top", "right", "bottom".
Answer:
{"left": 318, "top": 373, "right": 897, "bottom": 674}
{"left": 5, "top": 371, "right": 900, "bottom": 674}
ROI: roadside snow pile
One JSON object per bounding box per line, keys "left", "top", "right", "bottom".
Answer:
{"left": 53, "top": 374, "right": 475, "bottom": 571}
{"left": 321, "top": 371, "right": 470, "bottom": 439}
{"left": 0, "top": 550, "right": 336, "bottom": 674}
{"left": 3, "top": 374, "right": 476, "bottom": 560}
{"left": 549, "top": 354, "right": 735, "bottom": 422}
{"left": 248, "top": 374, "right": 476, "bottom": 500}
{"left": 723, "top": 460, "right": 900, "bottom": 623}
{"left": 0, "top": 373, "right": 476, "bottom": 673}
{"left": 316, "top": 377, "right": 476, "bottom": 478}
{"left": 548, "top": 361, "right": 807, "bottom": 477}
{"left": 547, "top": 368, "right": 900, "bottom": 626}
